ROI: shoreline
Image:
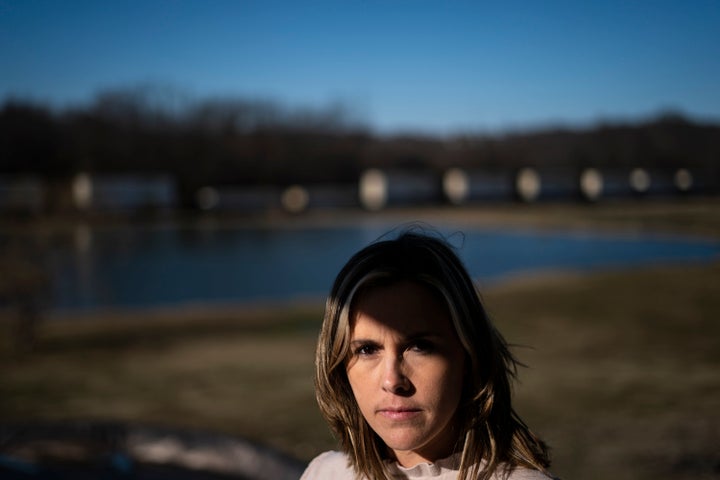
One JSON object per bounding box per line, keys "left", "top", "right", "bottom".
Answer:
{"left": 2, "top": 196, "right": 719, "bottom": 239}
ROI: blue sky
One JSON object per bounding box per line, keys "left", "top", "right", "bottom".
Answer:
{"left": 1, "top": 0, "right": 719, "bottom": 134}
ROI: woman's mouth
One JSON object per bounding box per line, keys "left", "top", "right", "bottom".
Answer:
{"left": 378, "top": 408, "right": 422, "bottom": 420}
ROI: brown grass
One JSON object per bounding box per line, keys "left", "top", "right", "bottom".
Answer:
{"left": 2, "top": 260, "right": 719, "bottom": 479}
{"left": 1, "top": 199, "right": 719, "bottom": 478}
{"left": 490, "top": 262, "right": 720, "bottom": 479}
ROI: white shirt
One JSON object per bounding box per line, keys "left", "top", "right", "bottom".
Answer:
{"left": 300, "top": 450, "right": 556, "bottom": 479}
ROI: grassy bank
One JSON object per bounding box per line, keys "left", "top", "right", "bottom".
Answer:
{"left": 1, "top": 198, "right": 719, "bottom": 478}
{"left": 2, "top": 197, "right": 720, "bottom": 240}
{"left": 1, "top": 259, "right": 719, "bottom": 479}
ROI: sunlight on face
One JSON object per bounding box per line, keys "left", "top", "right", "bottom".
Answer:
{"left": 346, "top": 280, "right": 466, "bottom": 467}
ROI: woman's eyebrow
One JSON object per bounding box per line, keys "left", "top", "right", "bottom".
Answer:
{"left": 404, "top": 331, "right": 442, "bottom": 340}
{"left": 349, "top": 330, "right": 445, "bottom": 345}
{"left": 349, "top": 339, "right": 380, "bottom": 345}
{"left": 351, "top": 331, "right": 439, "bottom": 341}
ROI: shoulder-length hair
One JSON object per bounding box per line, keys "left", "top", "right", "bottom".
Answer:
{"left": 314, "top": 230, "right": 551, "bottom": 480}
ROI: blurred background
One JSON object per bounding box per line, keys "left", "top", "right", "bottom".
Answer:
{"left": 1, "top": 1, "right": 719, "bottom": 479}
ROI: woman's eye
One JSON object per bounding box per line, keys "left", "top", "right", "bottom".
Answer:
{"left": 409, "top": 340, "right": 434, "bottom": 354}
{"left": 354, "top": 344, "right": 378, "bottom": 356}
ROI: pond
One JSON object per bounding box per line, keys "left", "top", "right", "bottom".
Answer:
{"left": 34, "top": 222, "right": 720, "bottom": 311}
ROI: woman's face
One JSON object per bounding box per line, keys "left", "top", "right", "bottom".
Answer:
{"left": 345, "top": 280, "right": 466, "bottom": 467}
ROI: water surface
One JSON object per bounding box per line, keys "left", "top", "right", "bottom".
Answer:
{"left": 40, "top": 223, "right": 720, "bottom": 311}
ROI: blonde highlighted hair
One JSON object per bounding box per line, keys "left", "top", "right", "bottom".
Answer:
{"left": 314, "top": 230, "right": 551, "bottom": 480}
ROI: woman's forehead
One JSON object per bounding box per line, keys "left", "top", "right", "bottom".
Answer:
{"left": 349, "top": 280, "right": 454, "bottom": 336}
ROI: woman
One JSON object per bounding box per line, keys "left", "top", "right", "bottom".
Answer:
{"left": 302, "top": 230, "right": 556, "bottom": 480}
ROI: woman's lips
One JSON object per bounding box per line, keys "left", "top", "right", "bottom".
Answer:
{"left": 378, "top": 408, "right": 422, "bottom": 420}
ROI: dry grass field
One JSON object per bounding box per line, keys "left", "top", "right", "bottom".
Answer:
{"left": 1, "top": 198, "right": 719, "bottom": 479}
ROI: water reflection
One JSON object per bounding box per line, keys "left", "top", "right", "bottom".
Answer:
{"left": 32, "top": 224, "right": 720, "bottom": 311}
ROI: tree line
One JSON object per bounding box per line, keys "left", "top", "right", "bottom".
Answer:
{"left": 2, "top": 86, "right": 719, "bottom": 208}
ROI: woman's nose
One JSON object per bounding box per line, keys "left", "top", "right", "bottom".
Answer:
{"left": 382, "top": 356, "right": 412, "bottom": 395}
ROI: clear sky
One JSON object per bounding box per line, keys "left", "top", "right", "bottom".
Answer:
{"left": 1, "top": 0, "right": 719, "bottom": 134}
